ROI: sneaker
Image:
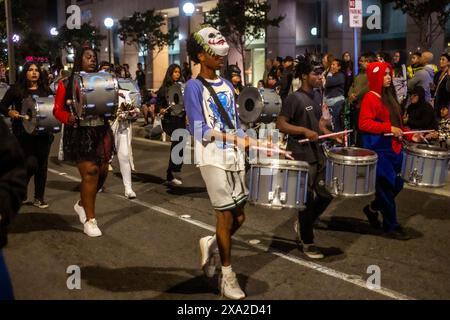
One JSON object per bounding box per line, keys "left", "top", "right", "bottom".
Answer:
{"left": 384, "top": 226, "right": 411, "bottom": 241}
{"left": 33, "top": 199, "right": 49, "bottom": 209}
{"left": 219, "top": 272, "right": 246, "bottom": 300}
{"left": 169, "top": 178, "right": 183, "bottom": 186}
{"left": 303, "top": 243, "right": 325, "bottom": 259}
{"left": 363, "top": 205, "right": 381, "bottom": 229}
{"left": 125, "top": 189, "right": 137, "bottom": 199}
{"left": 74, "top": 201, "right": 86, "bottom": 224}
{"left": 199, "top": 236, "right": 217, "bottom": 277}
{"left": 84, "top": 219, "right": 102, "bottom": 237}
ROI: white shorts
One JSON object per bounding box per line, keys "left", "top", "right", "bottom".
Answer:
{"left": 199, "top": 166, "right": 248, "bottom": 211}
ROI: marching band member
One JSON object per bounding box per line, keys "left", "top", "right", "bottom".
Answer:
{"left": 53, "top": 45, "right": 115, "bottom": 237}
{"left": 184, "top": 25, "right": 259, "bottom": 299}
{"left": 277, "top": 56, "right": 338, "bottom": 259}
{"left": 0, "top": 62, "right": 54, "bottom": 208}
{"left": 157, "top": 64, "right": 186, "bottom": 185}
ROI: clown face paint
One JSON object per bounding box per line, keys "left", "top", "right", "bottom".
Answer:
{"left": 196, "top": 27, "right": 230, "bottom": 57}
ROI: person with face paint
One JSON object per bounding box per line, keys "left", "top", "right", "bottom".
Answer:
{"left": 0, "top": 62, "right": 54, "bottom": 208}
{"left": 359, "top": 62, "right": 425, "bottom": 240}
{"left": 184, "top": 25, "right": 262, "bottom": 300}
{"left": 53, "top": 45, "right": 114, "bottom": 237}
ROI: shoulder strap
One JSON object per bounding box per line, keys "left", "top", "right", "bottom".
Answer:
{"left": 196, "top": 75, "right": 235, "bottom": 130}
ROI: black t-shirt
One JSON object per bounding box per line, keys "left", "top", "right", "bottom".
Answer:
{"left": 279, "top": 88, "right": 324, "bottom": 163}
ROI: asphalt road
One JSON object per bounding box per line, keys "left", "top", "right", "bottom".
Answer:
{"left": 3, "top": 130, "right": 450, "bottom": 300}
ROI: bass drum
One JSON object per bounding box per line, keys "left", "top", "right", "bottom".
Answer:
{"left": 166, "top": 82, "right": 185, "bottom": 117}
{"left": 21, "top": 96, "right": 61, "bottom": 134}
{"left": 237, "top": 87, "right": 281, "bottom": 124}
{"left": 72, "top": 71, "right": 118, "bottom": 119}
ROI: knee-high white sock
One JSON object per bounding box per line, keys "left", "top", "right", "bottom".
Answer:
{"left": 117, "top": 132, "right": 132, "bottom": 191}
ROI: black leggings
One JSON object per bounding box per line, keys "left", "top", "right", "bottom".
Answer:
{"left": 16, "top": 132, "right": 54, "bottom": 200}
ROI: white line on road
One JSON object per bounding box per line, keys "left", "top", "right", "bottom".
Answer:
{"left": 48, "top": 167, "right": 415, "bottom": 300}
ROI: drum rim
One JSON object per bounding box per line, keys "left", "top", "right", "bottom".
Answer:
{"left": 405, "top": 144, "right": 450, "bottom": 159}
{"left": 250, "top": 159, "right": 310, "bottom": 170}
{"left": 326, "top": 147, "right": 378, "bottom": 162}
{"left": 248, "top": 201, "right": 306, "bottom": 210}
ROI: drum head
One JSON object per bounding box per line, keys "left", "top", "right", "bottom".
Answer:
{"left": 21, "top": 97, "right": 38, "bottom": 134}
{"left": 254, "top": 158, "right": 310, "bottom": 170}
{"left": 328, "top": 147, "right": 378, "bottom": 162}
{"left": 406, "top": 143, "right": 450, "bottom": 158}
{"left": 237, "top": 87, "right": 264, "bottom": 123}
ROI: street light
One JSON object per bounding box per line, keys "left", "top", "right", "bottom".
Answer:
{"left": 104, "top": 17, "right": 114, "bottom": 64}
{"left": 12, "top": 34, "right": 20, "bottom": 43}
{"left": 182, "top": 2, "right": 195, "bottom": 69}
{"left": 50, "top": 27, "right": 59, "bottom": 36}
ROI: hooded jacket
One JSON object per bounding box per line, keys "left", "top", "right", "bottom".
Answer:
{"left": 359, "top": 62, "right": 405, "bottom": 154}
{"left": 408, "top": 64, "right": 435, "bottom": 103}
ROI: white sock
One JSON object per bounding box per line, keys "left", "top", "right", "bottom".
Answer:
{"left": 221, "top": 265, "right": 233, "bottom": 276}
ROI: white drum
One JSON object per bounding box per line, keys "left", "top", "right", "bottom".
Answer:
{"left": 325, "top": 147, "right": 378, "bottom": 197}
{"left": 21, "top": 96, "right": 61, "bottom": 134}
{"left": 401, "top": 143, "right": 450, "bottom": 187}
{"left": 72, "top": 71, "right": 118, "bottom": 119}
{"left": 237, "top": 87, "right": 281, "bottom": 124}
{"left": 248, "top": 159, "right": 310, "bottom": 210}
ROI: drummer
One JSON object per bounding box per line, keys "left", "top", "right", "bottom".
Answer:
{"left": 277, "top": 56, "right": 339, "bottom": 259}
{"left": 0, "top": 61, "right": 54, "bottom": 208}
{"left": 359, "top": 62, "right": 426, "bottom": 240}
{"left": 53, "top": 45, "right": 114, "bottom": 237}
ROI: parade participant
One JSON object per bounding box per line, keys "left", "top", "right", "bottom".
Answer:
{"left": 53, "top": 45, "right": 114, "bottom": 237}
{"left": 277, "top": 56, "right": 338, "bottom": 259}
{"left": 359, "top": 62, "right": 423, "bottom": 240}
{"left": 0, "top": 62, "right": 54, "bottom": 208}
{"left": 184, "top": 25, "right": 260, "bottom": 299}
{"left": 0, "top": 116, "right": 27, "bottom": 300}
{"left": 157, "top": 64, "right": 186, "bottom": 186}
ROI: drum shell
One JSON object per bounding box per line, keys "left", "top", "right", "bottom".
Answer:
{"left": 237, "top": 87, "right": 281, "bottom": 124}
{"left": 325, "top": 147, "right": 377, "bottom": 197}
{"left": 118, "top": 78, "right": 141, "bottom": 107}
{"left": 166, "top": 83, "right": 184, "bottom": 117}
{"left": 21, "top": 96, "right": 61, "bottom": 134}
{"left": 248, "top": 160, "right": 309, "bottom": 210}
{"left": 401, "top": 144, "right": 450, "bottom": 187}
{"left": 73, "top": 72, "right": 118, "bottom": 118}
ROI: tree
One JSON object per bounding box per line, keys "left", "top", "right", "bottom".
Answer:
{"left": 118, "top": 10, "right": 177, "bottom": 89}
{"left": 56, "top": 22, "right": 106, "bottom": 53}
{"left": 203, "top": 0, "right": 284, "bottom": 84}
{"left": 385, "top": 0, "right": 450, "bottom": 50}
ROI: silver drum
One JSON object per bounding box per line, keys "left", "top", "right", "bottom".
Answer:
{"left": 325, "top": 147, "right": 378, "bottom": 197}
{"left": 72, "top": 71, "right": 118, "bottom": 119}
{"left": 237, "top": 87, "right": 281, "bottom": 124}
{"left": 248, "top": 159, "right": 310, "bottom": 210}
{"left": 166, "top": 82, "right": 185, "bottom": 116}
{"left": 401, "top": 143, "right": 450, "bottom": 187}
{"left": 21, "top": 96, "right": 61, "bottom": 134}
{"left": 118, "top": 78, "right": 142, "bottom": 107}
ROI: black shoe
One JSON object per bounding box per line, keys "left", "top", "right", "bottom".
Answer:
{"left": 363, "top": 205, "right": 381, "bottom": 229}
{"left": 384, "top": 226, "right": 411, "bottom": 241}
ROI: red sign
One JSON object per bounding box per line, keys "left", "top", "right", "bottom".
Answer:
{"left": 25, "top": 56, "right": 49, "bottom": 63}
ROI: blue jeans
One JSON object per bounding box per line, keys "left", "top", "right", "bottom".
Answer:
{"left": 0, "top": 250, "right": 14, "bottom": 300}
{"left": 371, "top": 176, "right": 403, "bottom": 232}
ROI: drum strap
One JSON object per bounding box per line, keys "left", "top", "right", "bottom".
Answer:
{"left": 196, "top": 76, "right": 235, "bottom": 130}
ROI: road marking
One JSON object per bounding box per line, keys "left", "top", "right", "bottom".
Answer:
{"left": 48, "top": 167, "right": 415, "bottom": 300}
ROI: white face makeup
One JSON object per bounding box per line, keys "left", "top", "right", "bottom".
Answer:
{"left": 196, "top": 27, "right": 230, "bottom": 57}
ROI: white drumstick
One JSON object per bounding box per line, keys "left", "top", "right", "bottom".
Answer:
{"left": 384, "top": 129, "right": 435, "bottom": 136}
{"left": 18, "top": 115, "right": 30, "bottom": 120}
{"left": 251, "top": 145, "right": 294, "bottom": 160}
{"left": 298, "top": 129, "right": 353, "bottom": 144}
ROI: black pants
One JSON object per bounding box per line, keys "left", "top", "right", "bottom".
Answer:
{"left": 166, "top": 116, "right": 186, "bottom": 181}
{"left": 298, "top": 162, "right": 333, "bottom": 244}
{"left": 16, "top": 132, "right": 54, "bottom": 200}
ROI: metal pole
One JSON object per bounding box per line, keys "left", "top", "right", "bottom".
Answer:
{"left": 108, "top": 29, "right": 112, "bottom": 64}
{"left": 5, "top": 0, "right": 16, "bottom": 84}
{"left": 320, "top": 0, "right": 325, "bottom": 53}
{"left": 354, "top": 27, "right": 359, "bottom": 75}
{"left": 187, "top": 15, "right": 191, "bottom": 69}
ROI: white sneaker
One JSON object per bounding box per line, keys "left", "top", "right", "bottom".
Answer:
{"left": 125, "top": 189, "right": 136, "bottom": 199}
{"left": 219, "top": 272, "right": 246, "bottom": 300}
{"left": 199, "top": 236, "right": 218, "bottom": 277}
{"left": 74, "top": 201, "right": 86, "bottom": 224}
{"left": 84, "top": 219, "right": 102, "bottom": 237}
{"left": 169, "top": 178, "right": 183, "bottom": 186}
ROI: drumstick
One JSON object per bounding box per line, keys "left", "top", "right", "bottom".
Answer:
{"left": 298, "top": 129, "right": 353, "bottom": 144}
{"left": 18, "top": 115, "right": 30, "bottom": 120}
{"left": 384, "top": 129, "right": 434, "bottom": 136}
{"left": 251, "top": 145, "right": 294, "bottom": 160}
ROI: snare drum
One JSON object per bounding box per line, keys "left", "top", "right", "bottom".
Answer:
{"left": 248, "top": 159, "right": 310, "bottom": 210}
{"left": 21, "top": 96, "right": 61, "bottom": 134}
{"left": 72, "top": 71, "right": 118, "bottom": 119}
{"left": 237, "top": 87, "right": 281, "bottom": 124}
{"left": 325, "top": 147, "right": 378, "bottom": 197}
{"left": 401, "top": 143, "right": 450, "bottom": 187}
